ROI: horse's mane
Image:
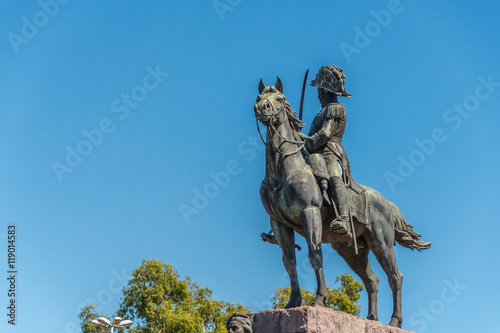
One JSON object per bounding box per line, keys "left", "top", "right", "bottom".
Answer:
{"left": 284, "top": 100, "right": 305, "bottom": 132}
{"left": 263, "top": 86, "right": 305, "bottom": 132}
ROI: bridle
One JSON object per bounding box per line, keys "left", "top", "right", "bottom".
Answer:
{"left": 256, "top": 93, "right": 305, "bottom": 157}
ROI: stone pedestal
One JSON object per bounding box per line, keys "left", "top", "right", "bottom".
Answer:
{"left": 248, "top": 307, "right": 415, "bottom": 333}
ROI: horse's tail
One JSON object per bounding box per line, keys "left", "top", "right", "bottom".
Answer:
{"left": 390, "top": 202, "right": 431, "bottom": 252}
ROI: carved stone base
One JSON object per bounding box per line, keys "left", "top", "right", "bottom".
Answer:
{"left": 248, "top": 307, "right": 415, "bottom": 333}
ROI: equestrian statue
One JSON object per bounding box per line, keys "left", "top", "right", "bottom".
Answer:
{"left": 254, "top": 66, "right": 431, "bottom": 328}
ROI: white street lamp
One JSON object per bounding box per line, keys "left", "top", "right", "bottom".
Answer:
{"left": 91, "top": 316, "right": 133, "bottom": 332}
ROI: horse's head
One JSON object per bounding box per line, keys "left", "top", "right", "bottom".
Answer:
{"left": 254, "top": 76, "right": 287, "bottom": 127}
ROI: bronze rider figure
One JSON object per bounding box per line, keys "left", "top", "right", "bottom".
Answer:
{"left": 303, "top": 65, "right": 356, "bottom": 238}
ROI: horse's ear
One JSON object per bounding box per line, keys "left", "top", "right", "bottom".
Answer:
{"left": 275, "top": 76, "right": 283, "bottom": 93}
{"left": 259, "top": 79, "right": 265, "bottom": 94}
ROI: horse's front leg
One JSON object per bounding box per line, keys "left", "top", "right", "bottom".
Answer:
{"left": 271, "top": 218, "right": 301, "bottom": 308}
{"left": 300, "top": 206, "right": 328, "bottom": 306}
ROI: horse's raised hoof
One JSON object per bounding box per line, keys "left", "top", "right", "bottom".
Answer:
{"left": 388, "top": 317, "right": 402, "bottom": 328}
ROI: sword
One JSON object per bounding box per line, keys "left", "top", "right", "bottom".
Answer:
{"left": 299, "top": 69, "right": 309, "bottom": 121}
{"left": 341, "top": 154, "right": 358, "bottom": 255}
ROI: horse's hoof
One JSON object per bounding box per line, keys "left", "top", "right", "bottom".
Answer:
{"left": 284, "top": 303, "right": 300, "bottom": 309}
{"left": 311, "top": 302, "right": 326, "bottom": 307}
{"left": 388, "top": 317, "right": 402, "bottom": 328}
{"left": 366, "top": 313, "right": 377, "bottom": 321}
{"left": 285, "top": 298, "right": 302, "bottom": 309}
{"left": 311, "top": 295, "right": 327, "bottom": 307}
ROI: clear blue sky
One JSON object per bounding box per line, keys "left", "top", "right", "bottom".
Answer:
{"left": 1, "top": 1, "right": 499, "bottom": 332}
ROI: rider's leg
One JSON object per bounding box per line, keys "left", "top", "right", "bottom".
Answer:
{"left": 327, "top": 159, "right": 352, "bottom": 237}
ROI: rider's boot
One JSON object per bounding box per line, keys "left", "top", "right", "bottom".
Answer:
{"left": 329, "top": 176, "right": 353, "bottom": 238}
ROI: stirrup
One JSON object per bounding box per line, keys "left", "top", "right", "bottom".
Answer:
{"left": 330, "top": 216, "right": 352, "bottom": 238}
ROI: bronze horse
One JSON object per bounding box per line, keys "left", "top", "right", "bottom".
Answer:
{"left": 254, "top": 77, "right": 430, "bottom": 328}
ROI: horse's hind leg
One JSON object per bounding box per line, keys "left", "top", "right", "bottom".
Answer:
{"left": 300, "top": 206, "right": 327, "bottom": 306}
{"left": 331, "top": 243, "right": 379, "bottom": 321}
{"left": 369, "top": 236, "right": 403, "bottom": 327}
{"left": 270, "top": 218, "right": 302, "bottom": 308}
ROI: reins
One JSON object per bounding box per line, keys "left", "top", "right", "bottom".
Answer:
{"left": 257, "top": 119, "right": 267, "bottom": 146}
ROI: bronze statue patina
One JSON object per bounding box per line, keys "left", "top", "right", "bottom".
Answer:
{"left": 227, "top": 313, "right": 252, "bottom": 333}
{"left": 253, "top": 70, "right": 430, "bottom": 328}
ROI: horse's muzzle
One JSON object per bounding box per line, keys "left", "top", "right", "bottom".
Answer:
{"left": 256, "top": 115, "right": 271, "bottom": 122}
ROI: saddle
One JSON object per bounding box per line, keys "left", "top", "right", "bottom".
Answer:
{"left": 307, "top": 153, "right": 369, "bottom": 225}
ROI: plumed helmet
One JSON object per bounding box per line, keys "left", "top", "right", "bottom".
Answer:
{"left": 310, "top": 65, "right": 352, "bottom": 97}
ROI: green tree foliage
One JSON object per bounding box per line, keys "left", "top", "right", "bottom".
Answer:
{"left": 79, "top": 304, "right": 106, "bottom": 333}
{"left": 113, "top": 259, "right": 249, "bottom": 333}
{"left": 270, "top": 273, "right": 364, "bottom": 316}
{"left": 79, "top": 261, "right": 361, "bottom": 333}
